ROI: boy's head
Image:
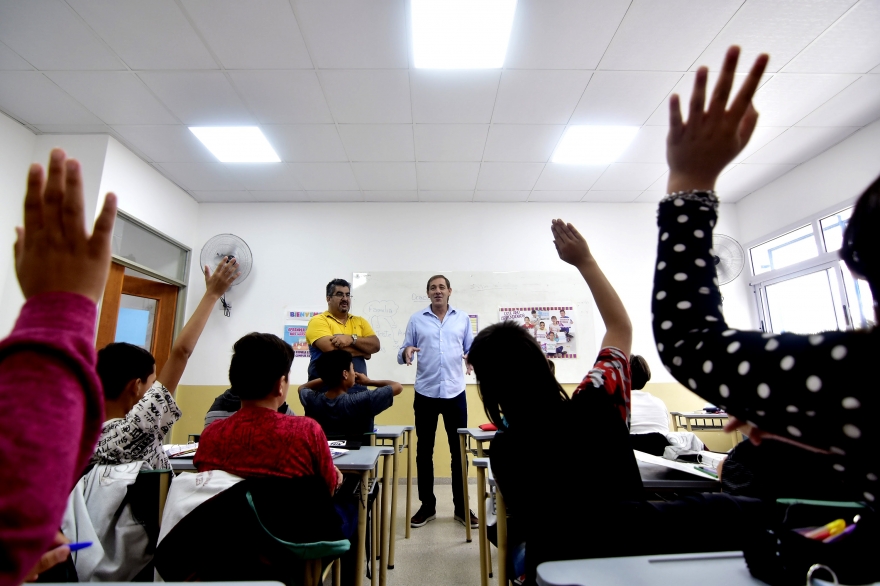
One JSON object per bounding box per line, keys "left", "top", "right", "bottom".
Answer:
{"left": 97, "top": 343, "right": 157, "bottom": 407}
{"left": 551, "top": 316, "right": 558, "bottom": 323}
{"left": 523, "top": 317, "right": 530, "bottom": 324}
{"left": 539, "top": 321, "right": 546, "bottom": 329}
{"left": 229, "top": 333, "right": 294, "bottom": 401}
{"left": 631, "top": 355, "right": 652, "bottom": 390}
{"left": 559, "top": 309, "right": 566, "bottom": 317}
{"left": 316, "top": 350, "right": 356, "bottom": 390}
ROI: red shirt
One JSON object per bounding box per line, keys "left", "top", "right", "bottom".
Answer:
{"left": 573, "top": 347, "right": 632, "bottom": 429}
{"left": 195, "top": 406, "right": 337, "bottom": 493}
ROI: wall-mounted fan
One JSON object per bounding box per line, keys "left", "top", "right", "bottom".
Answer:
{"left": 200, "top": 234, "right": 253, "bottom": 316}
{"left": 712, "top": 234, "right": 745, "bottom": 285}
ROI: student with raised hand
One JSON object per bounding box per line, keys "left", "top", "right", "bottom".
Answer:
{"left": 651, "top": 45, "right": 878, "bottom": 502}
{"left": 92, "top": 255, "right": 239, "bottom": 471}
{"left": 0, "top": 148, "right": 117, "bottom": 586}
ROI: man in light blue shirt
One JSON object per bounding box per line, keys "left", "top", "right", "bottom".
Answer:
{"left": 398, "top": 274, "right": 476, "bottom": 529}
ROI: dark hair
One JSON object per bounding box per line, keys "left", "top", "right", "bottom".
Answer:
{"left": 840, "top": 174, "right": 880, "bottom": 298}
{"left": 316, "top": 350, "right": 353, "bottom": 388}
{"left": 96, "top": 343, "right": 156, "bottom": 400}
{"left": 326, "top": 278, "right": 350, "bottom": 298}
{"left": 468, "top": 321, "right": 569, "bottom": 427}
{"left": 228, "top": 333, "right": 294, "bottom": 400}
{"left": 630, "top": 355, "right": 652, "bottom": 390}
{"left": 426, "top": 274, "right": 451, "bottom": 292}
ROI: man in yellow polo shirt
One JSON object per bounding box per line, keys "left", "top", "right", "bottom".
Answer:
{"left": 305, "top": 278, "right": 381, "bottom": 382}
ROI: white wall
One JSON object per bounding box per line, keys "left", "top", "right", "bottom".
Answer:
{"left": 736, "top": 118, "right": 880, "bottom": 245}
{"left": 181, "top": 200, "right": 751, "bottom": 386}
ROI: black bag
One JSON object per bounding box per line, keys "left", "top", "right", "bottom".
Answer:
{"left": 743, "top": 499, "right": 877, "bottom": 585}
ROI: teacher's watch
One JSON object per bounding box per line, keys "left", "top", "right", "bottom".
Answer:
{"left": 351, "top": 334, "right": 358, "bottom": 346}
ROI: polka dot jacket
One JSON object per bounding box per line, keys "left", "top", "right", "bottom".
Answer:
{"left": 652, "top": 191, "right": 877, "bottom": 503}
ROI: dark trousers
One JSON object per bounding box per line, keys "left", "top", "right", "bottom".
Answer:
{"left": 413, "top": 390, "right": 468, "bottom": 513}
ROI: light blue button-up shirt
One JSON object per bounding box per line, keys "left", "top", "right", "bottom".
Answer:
{"left": 397, "top": 305, "right": 474, "bottom": 399}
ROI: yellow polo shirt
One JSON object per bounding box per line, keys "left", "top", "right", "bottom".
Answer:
{"left": 305, "top": 311, "right": 376, "bottom": 344}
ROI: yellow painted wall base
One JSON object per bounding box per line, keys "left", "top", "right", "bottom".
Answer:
{"left": 173, "top": 380, "right": 734, "bottom": 478}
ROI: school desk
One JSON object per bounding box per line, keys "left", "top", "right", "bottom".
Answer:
{"left": 473, "top": 457, "right": 509, "bottom": 586}
{"left": 457, "top": 427, "right": 497, "bottom": 542}
{"left": 670, "top": 411, "right": 742, "bottom": 449}
{"left": 374, "top": 424, "right": 414, "bottom": 571}
{"left": 169, "top": 456, "right": 195, "bottom": 472}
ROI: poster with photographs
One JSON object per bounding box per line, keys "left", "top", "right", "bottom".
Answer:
{"left": 283, "top": 309, "right": 322, "bottom": 358}
{"left": 498, "top": 306, "right": 577, "bottom": 358}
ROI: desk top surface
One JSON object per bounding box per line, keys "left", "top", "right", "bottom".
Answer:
{"left": 335, "top": 446, "right": 390, "bottom": 470}
{"left": 457, "top": 427, "right": 496, "bottom": 441}
{"left": 637, "top": 460, "right": 718, "bottom": 490}
{"left": 169, "top": 457, "right": 195, "bottom": 471}
{"left": 374, "top": 425, "right": 409, "bottom": 438}
{"left": 670, "top": 411, "right": 729, "bottom": 418}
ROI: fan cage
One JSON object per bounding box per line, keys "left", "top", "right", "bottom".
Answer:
{"left": 199, "top": 234, "right": 253, "bottom": 286}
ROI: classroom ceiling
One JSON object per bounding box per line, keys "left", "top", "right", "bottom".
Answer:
{"left": 0, "top": 0, "right": 878, "bottom": 204}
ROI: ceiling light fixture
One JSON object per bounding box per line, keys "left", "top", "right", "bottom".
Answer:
{"left": 189, "top": 127, "right": 281, "bottom": 163}
{"left": 412, "top": 0, "right": 518, "bottom": 69}
{"left": 552, "top": 126, "right": 640, "bottom": 165}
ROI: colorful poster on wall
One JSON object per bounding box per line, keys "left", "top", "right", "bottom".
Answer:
{"left": 283, "top": 310, "right": 322, "bottom": 358}
{"left": 498, "top": 306, "right": 577, "bottom": 358}
{"left": 469, "top": 314, "right": 479, "bottom": 336}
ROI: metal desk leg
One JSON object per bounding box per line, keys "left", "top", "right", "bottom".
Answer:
{"left": 459, "top": 433, "right": 472, "bottom": 542}
{"left": 476, "top": 442, "right": 492, "bottom": 577}
{"left": 497, "top": 487, "right": 508, "bottom": 586}
{"left": 371, "top": 491, "right": 378, "bottom": 586}
{"left": 379, "top": 453, "right": 391, "bottom": 586}
{"left": 405, "top": 430, "right": 413, "bottom": 539}
{"left": 476, "top": 465, "right": 488, "bottom": 586}
{"left": 354, "top": 470, "right": 369, "bottom": 586}
{"left": 388, "top": 437, "right": 400, "bottom": 569}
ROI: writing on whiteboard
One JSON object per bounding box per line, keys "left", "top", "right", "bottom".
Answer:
{"left": 365, "top": 300, "right": 405, "bottom": 347}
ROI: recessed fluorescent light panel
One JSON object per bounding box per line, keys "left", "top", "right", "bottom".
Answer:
{"left": 552, "top": 126, "right": 639, "bottom": 165}
{"left": 412, "top": 0, "right": 517, "bottom": 69}
{"left": 189, "top": 127, "right": 280, "bottom": 163}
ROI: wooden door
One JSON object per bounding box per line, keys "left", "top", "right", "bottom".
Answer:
{"left": 97, "top": 262, "right": 179, "bottom": 375}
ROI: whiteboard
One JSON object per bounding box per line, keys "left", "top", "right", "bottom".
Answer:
{"left": 350, "top": 271, "right": 597, "bottom": 384}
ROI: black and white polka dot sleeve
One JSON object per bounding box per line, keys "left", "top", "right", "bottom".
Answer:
{"left": 651, "top": 192, "right": 877, "bottom": 500}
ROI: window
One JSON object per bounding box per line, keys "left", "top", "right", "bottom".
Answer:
{"left": 111, "top": 212, "right": 189, "bottom": 284}
{"left": 749, "top": 224, "right": 817, "bottom": 276}
{"left": 820, "top": 208, "right": 851, "bottom": 253}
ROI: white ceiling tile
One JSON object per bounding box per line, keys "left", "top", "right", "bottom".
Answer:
{"left": 742, "top": 126, "right": 858, "bottom": 165}
{"left": 319, "top": 70, "right": 411, "bottom": 123}
{"left": 413, "top": 124, "right": 489, "bottom": 161}
{"left": 785, "top": 0, "right": 880, "bottom": 73}
{"left": 483, "top": 125, "right": 565, "bottom": 162}
{"left": 528, "top": 191, "right": 586, "bottom": 202}
{"left": 35, "top": 124, "right": 111, "bottom": 133}
{"left": 290, "top": 162, "right": 359, "bottom": 190}
{"left": 351, "top": 162, "right": 417, "bottom": 190}
{"left": 419, "top": 191, "right": 474, "bottom": 202}
{"left": 492, "top": 70, "right": 592, "bottom": 124}
{"left": 182, "top": 0, "right": 312, "bottom": 69}
{"left": 873, "top": 64, "right": 880, "bottom": 74}
{"left": 731, "top": 127, "right": 789, "bottom": 163}
{"left": 228, "top": 70, "right": 333, "bottom": 124}
{"left": 308, "top": 190, "right": 364, "bottom": 202}
{"left": 695, "top": 0, "right": 855, "bottom": 73}
{"left": 646, "top": 171, "right": 668, "bottom": 191}
{"left": 113, "top": 125, "right": 215, "bottom": 162}
{"left": 138, "top": 72, "right": 254, "bottom": 125}
{"left": 644, "top": 72, "right": 773, "bottom": 126}
{"left": 570, "top": 71, "right": 682, "bottom": 126}
{"left": 591, "top": 163, "right": 667, "bottom": 190}
{"left": 634, "top": 190, "right": 666, "bottom": 203}
{"left": 158, "top": 163, "right": 246, "bottom": 191}
{"left": 533, "top": 163, "right": 606, "bottom": 190}
{"left": 410, "top": 70, "right": 501, "bottom": 123}
{"left": 261, "top": 125, "right": 347, "bottom": 162}
{"left": 504, "top": 0, "right": 629, "bottom": 69}
{"left": 249, "top": 190, "right": 310, "bottom": 202}
{"left": 0, "top": 1, "right": 125, "bottom": 70}
{"left": 753, "top": 74, "right": 860, "bottom": 126}
{"left": 417, "top": 162, "right": 481, "bottom": 190}
{"left": 477, "top": 162, "right": 545, "bottom": 190}
{"left": 616, "top": 126, "right": 668, "bottom": 163}
{"left": 474, "top": 191, "right": 531, "bottom": 202}
{"left": 69, "top": 0, "right": 218, "bottom": 70}
{"left": 0, "top": 72, "right": 103, "bottom": 125}
{"left": 191, "top": 190, "right": 253, "bottom": 202}
{"left": 797, "top": 74, "right": 880, "bottom": 127}
{"left": 293, "top": 0, "right": 407, "bottom": 69}
{"left": 0, "top": 42, "right": 33, "bottom": 70}
{"left": 582, "top": 190, "right": 642, "bottom": 203}
{"left": 46, "top": 72, "right": 177, "bottom": 125}
{"left": 599, "top": 0, "right": 742, "bottom": 71}
{"left": 338, "top": 125, "right": 414, "bottom": 161}
{"left": 225, "top": 163, "right": 302, "bottom": 191}
{"left": 364, "top": 190, "right": 418, "bottom": 202}
{"left": 715, "top": 164, "right": 796, "bottom": 194}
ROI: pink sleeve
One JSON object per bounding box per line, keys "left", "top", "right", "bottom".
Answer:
{"left": 0, "top": 293, "right": 104, "bottom": 586}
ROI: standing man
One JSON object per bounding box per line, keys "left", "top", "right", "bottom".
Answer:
{"left": 398, "top": 275, "right": 476, "bottom": 529}
{"left": 306, "top": 278, "right": 380, "bottom": 382}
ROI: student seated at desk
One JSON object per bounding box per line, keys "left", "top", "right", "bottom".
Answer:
{"left": 204, "top": 387, "right": 294, "bottom": 429}
{"left": 627, "top": 357, "right": 671, "bottom": 456}
{"left": 298, "top": 349, "right": 402, "bottom": 441}
{"left": 92, "top": 257, "right": 239, "bottom": 471}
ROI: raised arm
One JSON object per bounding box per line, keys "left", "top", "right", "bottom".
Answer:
{"left": 552, "top": 219, "right": 632, "bottom": 357}
{"left": 157, "top": 257, "right": 239, "bottom": 393}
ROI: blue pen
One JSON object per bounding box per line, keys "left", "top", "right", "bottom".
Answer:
{"left": 67, "top": 542, "right": 93, "bottom": 552}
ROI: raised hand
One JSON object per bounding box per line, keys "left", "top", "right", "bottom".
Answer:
{"left": 551, "top": 219, "right": 592, "bottom": 268}
{"left": 15, "top": 148, "right": 117, "bottom": 303}
{"left": 204, "top": 256, "right": 240, "bottom": 297}
{"left": 354, "top": 372, "right": 369, "bottom": 385}
{"left": 666, "top": 46, "right": 769, "bottom": 194}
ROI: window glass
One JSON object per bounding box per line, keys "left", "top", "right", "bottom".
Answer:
{"left": 764, "top": 269, "right": 840, "bottom": 334}
{"left": 820, "top": 208, "right": 852, "bottom": 253}
{"left": 840, "top": 261, "right": 875, "bottom": 330}
{"left": 111, "top": 215, "right": 188, "bottom": 282}
{"left": 750, "top": 225, "right": 818, "bottom": 276}
{"left": 115, "top": 295, "right": 157, "bottom": 350}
